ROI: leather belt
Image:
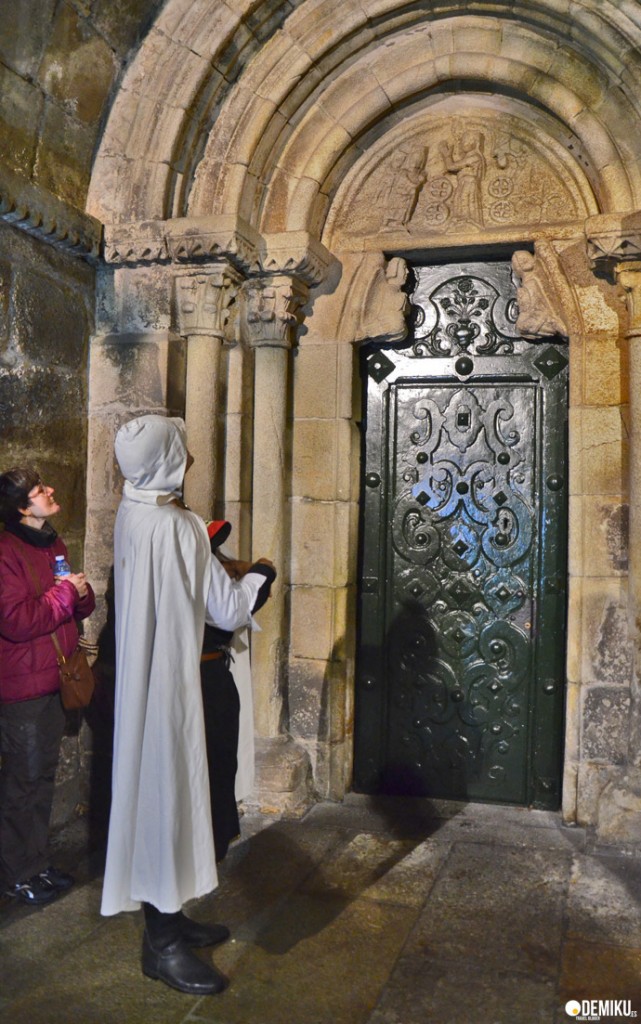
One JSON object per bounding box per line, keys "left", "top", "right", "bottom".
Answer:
{"left": 201, "top": 651, "right": 224, "bottom": 662}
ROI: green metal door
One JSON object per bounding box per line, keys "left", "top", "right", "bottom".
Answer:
{"left": 354, "top": 260, "right": 568, "bottom": 809}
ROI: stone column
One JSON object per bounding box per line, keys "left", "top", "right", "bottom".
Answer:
{"left": 174, "top": 264, "right": 242, "bottom": 518}
{"left": 245, "top": 274, "right": 308, "bottom": 738}
{"left": 586, "top": 214, "right": 641, "bottom": 838}
{"left": 586, "top": 215, "right": 641, "bottom": 667}
{"left": 616, "top": 263, "right": 641, "bottom": 648}
{"left": 243, "top": 233, "right": 335, "bottom": 814}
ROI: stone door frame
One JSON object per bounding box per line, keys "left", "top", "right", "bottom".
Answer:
{"left": 291, "top": 225, "right": 634, "bottom": 829}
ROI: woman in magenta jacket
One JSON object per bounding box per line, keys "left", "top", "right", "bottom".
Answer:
{"left": 0, "top": 467, "right": 95, "bottom": 905}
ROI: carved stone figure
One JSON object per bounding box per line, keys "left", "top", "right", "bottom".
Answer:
{"left": 357, "top": 255, "right": 410, "bottom": 343}
{"left": 511, "top": 250, "right": 568, "bottom": 338}
{"left": 439, "top": 132, "right": 486, "bottom": 227}
{"left": 379, "top": 148, "right": 427, "bottom": 229}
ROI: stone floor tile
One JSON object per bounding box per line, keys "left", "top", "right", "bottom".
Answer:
{"left": 405, "top": 841, "right": 571, "bottom": 977}
{"left": 366, "top": 955, "right": 559, "bottom": 1024}
{"left": 188, "top": 893, "right": 418, "bottom": 1024}
{"left": 303, "top": 794, "right": 462, "bottom": 838}
{"left": 405, "top": 813, "right": 586, "bottom": 852}
{"left": 187, "top": 819, "right": 344, "bottom": 932}
{"left": 566, "top": 852, "right": 641, "bottom": 947}
{"left": 300, "top": 832, "right": 450, "bottom": 906}
{"left": 0, "top": 911, "right": 198, "bottom": 1024}
{"left": 308, "top": 795, "right": 586, "bottom": 851}
{"left": 560, "top": 938, "right": 641, "bottom": 1007}
{"left": 0, "top": 878, "right": 107, "bottom": 996}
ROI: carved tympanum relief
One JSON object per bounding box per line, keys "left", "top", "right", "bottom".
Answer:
{"left": 326, "top": 112, "right": 596, "bottom": 247}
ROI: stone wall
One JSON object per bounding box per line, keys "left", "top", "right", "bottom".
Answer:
{"left": 0, "top": 218, "right": 95, "bottom": 825}
{"left": 0, "top": 0, "right": 162, "bottom": 212}
{"left": 0, "top": 219, "right": 94, "bottom": 561}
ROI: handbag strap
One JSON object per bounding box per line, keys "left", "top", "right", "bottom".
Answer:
{"left": 15, "top": 538, "right": 68, "bottom": 666}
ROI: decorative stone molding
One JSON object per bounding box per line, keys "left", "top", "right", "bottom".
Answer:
{"left": 168, "top": 217, "right": 261, "bottom": 272}
{"left": 511, "top": 247, "right": 570, "bottom": 339}
{"left": 174, "top": 263, "right": 243, "bottom": 340}
{"left": 103, "top": 221, "right": 337, "bottom": 298}
{"left": 0, "top": 164, "right": 101, "bottom": 260}
{"left": 245, "top": 274, "right": 309, "bottom": 349}
{"left": 103, "top": 221, "right": 167, "bottom": 264}
{"left": 104, "top": 215, "right": 262, "bottom": 272}
{"left": 259, "top": 232, "right": 335, "bottom": 289}
{"left": 586, "top": 212, "right": 641, "bottom": 276}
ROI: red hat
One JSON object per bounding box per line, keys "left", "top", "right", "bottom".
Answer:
{"left": 206, "top": 520, "right": 232, "bottom": 549}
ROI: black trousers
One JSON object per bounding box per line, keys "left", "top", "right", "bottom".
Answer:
{"left": 200, "top": 659, "right": 241, "bottom": 862}
{"left": 0, "top": 693, "right": 66, "bottom": 887}
{"left": 143, "top": 902, "right": 183, "bottom": 947}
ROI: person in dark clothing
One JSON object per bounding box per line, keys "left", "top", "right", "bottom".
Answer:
{"left": 0, "top": 467, "right": 95, "bottom": 905}
{"left": 202, "top": 521, "right": 275, "bottom": 862}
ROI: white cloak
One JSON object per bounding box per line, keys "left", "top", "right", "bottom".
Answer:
{"left": 230, "top": 628, "right": 255, "bottom": 801}
{"left": 101, "top": 415, "right": 264, "bottom": 916}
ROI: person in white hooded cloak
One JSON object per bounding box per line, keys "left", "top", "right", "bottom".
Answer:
{"left": 101, "top": 415, "right": 274, "bottom": 996}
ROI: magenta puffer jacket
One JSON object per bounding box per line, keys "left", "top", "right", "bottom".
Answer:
{"left": 0, "top": 530, "right": 96, "bottom": 703}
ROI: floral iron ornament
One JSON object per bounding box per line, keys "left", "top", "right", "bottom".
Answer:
{"left": 411, "top": 270, "right": 519, "bottom": 358}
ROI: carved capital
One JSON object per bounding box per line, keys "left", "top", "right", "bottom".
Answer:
{"left": 174, "top": 263, "right": 243, "bottom": 339}
{"left": 259, "top": 232, "right": 335, "bottom": 288}
{"left": 585, "top": 212, "right": 641, "bottom": 277}
{"left": 245, "top": 275, "right": 308, "bottom": 349}
{"left": 511, "top": 247, "right": 569, "bottom": 339}
{"left": 0, "top": 164, "right": 101, "bottom": 260}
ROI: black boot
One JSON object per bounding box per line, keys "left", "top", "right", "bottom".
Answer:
{"left": 142, "top": 903, "right": 227, "bottom": 995}
{"left": 178, "top": 911, "right": 230, "bottom": 948}
{"left": 141, "top": 931, "right": 227, "bottom": 995}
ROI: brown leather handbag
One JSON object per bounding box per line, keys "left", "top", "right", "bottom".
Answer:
{"left": 50, "top": 633, "right": 95, "bottom": 710}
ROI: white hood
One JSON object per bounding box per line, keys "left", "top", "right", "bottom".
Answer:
{"left": 115, "top": 415, "right": 187, "bottom": 501}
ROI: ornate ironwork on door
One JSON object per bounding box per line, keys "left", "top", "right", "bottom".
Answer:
{"left": 355, "top": 261, "right": 568, "bottom": 808}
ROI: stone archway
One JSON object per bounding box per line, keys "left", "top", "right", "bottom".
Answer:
{"left": 85, "top": 0, "right": 641, "bottom": 836}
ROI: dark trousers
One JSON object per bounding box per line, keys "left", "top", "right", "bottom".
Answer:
{"left": 0, "top": 694, "right": 66, "bottom": 887}
{"left": 143, "top": 902, "right": 183, "bottom": 947}
{"left": 200, "top": 659, "right": 241, "bottom": 862}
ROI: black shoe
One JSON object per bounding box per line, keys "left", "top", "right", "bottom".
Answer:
{"left": 5, "top": 875, "right": 60, "bottom": 906}
{"left": 39, "top": 866, "right": 74, "bottom": 892}
{"left": 179, "top": 912, "right": 230, "bottom": 948}
{"left": 142, "top": 931, "right": 228, "bottom": 995}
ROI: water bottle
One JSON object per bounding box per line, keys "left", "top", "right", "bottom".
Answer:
{"left": 54, "top": 555, "right": 71, "bottom": 579}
